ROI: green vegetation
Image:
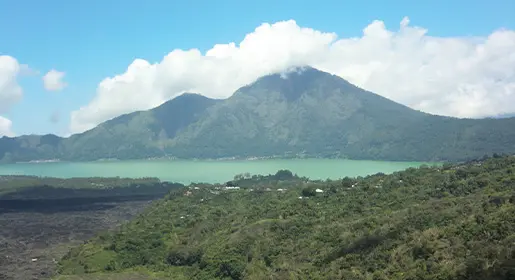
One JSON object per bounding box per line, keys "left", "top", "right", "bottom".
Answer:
{"left": 0, "top": 93, "right": 220, "bottom": 163}
{"left": 0, "top": 175, "right": 181, "bottom": 199}
{"left": 2, "top": 67, "right": 515, "bottom": 163}
{"left": 0, "top": 175, "right": 159, "bottom": 192}
{"left": 53, "top": 272, "right": 167, "bottom": 280}
{"left": 56, "top": 155, "right": 515, "bottom": 279}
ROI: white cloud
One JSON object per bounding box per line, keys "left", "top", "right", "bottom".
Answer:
{"left": 0, "top": 55, "right": 23, "bottom": 114}
{"left": 43, "top": 69, "right": 67, "bottom": 91}
{"left": 0, "top": 116, "right": 14, "bottom": 137}
{"left": 0, "top": 55, "right": 25, "bottom": 137}
{"left": 70, "top": 17, "right": 515, "bottom": 133}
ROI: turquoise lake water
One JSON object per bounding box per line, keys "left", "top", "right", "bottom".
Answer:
{"left": 0, "top": 159, "right": 433, "bottom": 184}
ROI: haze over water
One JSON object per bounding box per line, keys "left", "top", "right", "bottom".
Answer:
{"left": 0, "top": 159, "right": 432, "bottom": 184}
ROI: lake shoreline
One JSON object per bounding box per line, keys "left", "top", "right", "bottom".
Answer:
{"left": 9, "top": 154, "right": 448, "bottom": 165}
{"left": 0, "top": 159, "right": 438, "bottom": 185}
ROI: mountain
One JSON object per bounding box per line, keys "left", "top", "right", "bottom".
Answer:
{"left": 167, "top": 67, "right": 515, "bottom": 161}
{"left": 0, "top": 134, "right": 63, "bottom": 163}
{"left": 2, "top": 66, "right": 515, "bottom": 163}
{"left": 0, "top": 93, "right": 221, "bottom": 162}
{"left": 494, "top": 113, "right": 515, "bottom": 119}
{"left": 61, "top": 93, "right": 222, "bottom": 161}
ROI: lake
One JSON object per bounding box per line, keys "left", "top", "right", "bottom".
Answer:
{"left": 0, "top": 159, "right": 433, "bottom": 184}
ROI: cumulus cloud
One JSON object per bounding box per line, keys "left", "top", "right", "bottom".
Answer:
{"left": 70, "top": 17, "right": 515, "bottom": 133}
{"left": 0, "top": 55, "right": 23, "bottom": 114}
{"left": 43, "top": 69, "right": 67, "bottom": 91}
{"left": 0, "top": 55, "right": 23, "bottom": 137}
{"left": 0, "top": 116, "right": 14, "bottom": 137}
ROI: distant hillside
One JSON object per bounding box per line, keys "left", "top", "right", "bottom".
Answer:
{"left": 2, "top": 67, "right": 515, "bottom": 163}
{"left": 60, "top": 93, "right": 222, "bottom": 161}
{"left": 0, "top": 93, "right": 221, "bottom": 162}
{"left": 0, "top": 134, "right": 63, "bottom": 163}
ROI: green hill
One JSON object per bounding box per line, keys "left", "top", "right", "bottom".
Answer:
{"left": 55, "top": 155, "right": 515, "bottom": 279}
{"left": 61, "top": 93, "right": 222, "bottom": 161}
{"left": 0, "top": 93, "right": 220, "bottom": 162}
{"left": 2, "top": 67, "right": 515, "bottom": 162}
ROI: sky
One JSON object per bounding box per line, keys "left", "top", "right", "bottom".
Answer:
{"left": 1, "top": 0, "right": 515, "bottom": 137}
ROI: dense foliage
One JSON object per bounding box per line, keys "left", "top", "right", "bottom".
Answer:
{"left": 2, "top": 67, "right": 515, "bottom": 163}
{"left": 56, "top": 156, "right": 515, "bottom": 279}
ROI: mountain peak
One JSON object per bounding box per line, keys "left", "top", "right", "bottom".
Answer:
{"left": 236, "top": 66, "right": 352, "bottom": 102}
{"left": 160, "top": 92, "right": 210, "bottom": 105}
{"left": 153, "top": 93, "right": 218, "bottom": 115}
{"left": 266, "top": 65, "right": 328, "bottom": 81}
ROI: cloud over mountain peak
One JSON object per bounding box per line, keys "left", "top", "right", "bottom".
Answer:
{"left": 69, "top": 18, "right": 515, "bottom": 134}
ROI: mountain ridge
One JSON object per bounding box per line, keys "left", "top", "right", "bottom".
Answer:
{"left": 1, "top": 67, "right": 515, "bottom": 163}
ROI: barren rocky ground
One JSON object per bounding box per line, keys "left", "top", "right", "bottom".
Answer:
{"left": 0, "top": 198, "right": 158, "bottom": 280}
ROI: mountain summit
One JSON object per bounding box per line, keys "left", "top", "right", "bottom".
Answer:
{"left": 239, "top": 66, "right": 344, "bottom": 102}
{"left": 169, "top": 66, "right": 429, "bottom": 159}
{"left": 2, "top": 67, "right": 515, "bottom": 163}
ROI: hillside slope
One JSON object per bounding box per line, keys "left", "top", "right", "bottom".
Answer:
{"left": 61, "top": 93, "right": 221, "bottom": 161}
{"left": 0, "top": 134, "right": 64, "bottom": 163}
{"left": 56, "top": 156, "right": 515, "bottom": 279}
{"left": 2, "top": 67, "right": 515, "bottom": 162}
{"left": 0, "top": 93, "right": 220, "bottom": 162}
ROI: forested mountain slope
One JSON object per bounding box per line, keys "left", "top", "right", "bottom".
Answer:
{"left": 56, "top": 155, "right": 515, "bottom": 279}
{"left": 167, "top": 67, "right": 515, "bottom": 161}
{"left": 0, "top": 94, "right": 220, "bottom": 162}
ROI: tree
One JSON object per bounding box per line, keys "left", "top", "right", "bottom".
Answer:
{"left": 274, "top": 170, "right": 294, "bottom": 180}
{"left": 341, "top": 177, "right": 355, "bottom": 188}
{"left": 301, "top": 186, "right": 317, "bottom": 197}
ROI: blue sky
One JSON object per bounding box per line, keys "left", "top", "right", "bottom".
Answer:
{"left": 1, "top": 0, "right": 515, "bottom": 136}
